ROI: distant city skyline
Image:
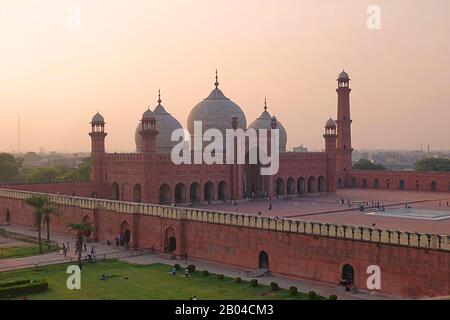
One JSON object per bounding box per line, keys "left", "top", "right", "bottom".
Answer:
{"left": 1, "top": 0, "right": 449, "bottom": 152}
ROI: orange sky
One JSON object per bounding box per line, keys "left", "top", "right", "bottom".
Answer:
{"left": 0, "top": 0, "right": 449, "bottom": 153}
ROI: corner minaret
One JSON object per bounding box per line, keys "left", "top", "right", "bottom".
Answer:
{"left": 140, "top": 108, "right": 158, "bottom": 153}
{"left": 324, "top": 118, "right": 337, "bottom": 193}
{"left": 89, "top": 112, "right": 107, "bottom": 182}
{"left": 335, "top": 70, "right": 353, "bottom": 186}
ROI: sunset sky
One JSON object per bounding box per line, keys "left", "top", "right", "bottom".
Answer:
{"left": 0, "top": 0, "right": 449, "bottom": 153}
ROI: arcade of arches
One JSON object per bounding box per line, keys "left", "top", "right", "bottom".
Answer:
{"left": 110, "top": 176, "right": 328, "bottom": 204}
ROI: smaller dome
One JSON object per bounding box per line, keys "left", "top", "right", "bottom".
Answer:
{"left": 248, "top": 101, "right": 287, "bottom": 152}
{"left": 142, "top": 108, "right": 155, "bottom": 120}
{"left": 91, "top": 112, "right": 104, "bottom": 124}
{"left": 326, "top": 118, "right": 336, "bottom": 128}
{"left": 338, "top": 70, "right": 350, "bottom": 81}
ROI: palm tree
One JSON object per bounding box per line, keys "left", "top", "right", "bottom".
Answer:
{"left": 42, "top": 204, "right": 60, "bottom": 244}
{"left": 25, "top": 194, "right": 53, "bottom": 253}
{"left": 68, "top": 222, "right": 94, "bottom": 268}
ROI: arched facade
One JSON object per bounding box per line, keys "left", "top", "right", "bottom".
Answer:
{"left": 275, "top": 178, "right": 284, "bottom": 196}
{"left": 111, "top": 182, "right": 120, "bottom": 200}
{"left": 204, "top": 182, "right": 214, "bottom": 202}
{"left": 218, "top": 181, "right": 228, "bottom": 201}
{"left": 287, "top": 177, "right": 295, "bottom": 195}
{"left": 159, "top": 184, "right": 171, "bottom": 205}
{"left": 133, "top": 184, "right": 142, "bottom": 203}
{"left": 190, "top": 182, "right": 201, "bottom": 203}
{"left": 318, "top": 176, "right": 326, "bottom": 193}
{"left": 175, "top": 183, "right": 186, "bottom": 203}
{"left": 307, "top": 177, "right": 316, "bottom": 193}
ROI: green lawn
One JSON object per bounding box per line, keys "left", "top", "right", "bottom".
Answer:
{"left": 0, "top": 244, "right": 58, "bottom": 260}
{"left": 0, "top": 260, "right": 312, "bottom": 300}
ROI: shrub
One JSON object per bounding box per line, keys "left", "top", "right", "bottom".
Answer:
{"left": 218, "top": 274, "right": 225, "bottom": 280}
{"left": 289, "top": 286, "right": 298, "bottom": 296}
{"left": 0, "top": 279, "right": 48, "bottom": 299}
{"left": 235, "top": 277, "right": 242, "bottom": 284}
{"left": 308, "top": 290, "right": 317, "bottom": 300}
{"left": 270, "top": 282, "right": 279, "bottom": 291}
{"left": 187, "top": 264, "right": 196, "bottom": 273}
{"left": 173, "top": 264, "right": 181, "bottom": 271}
{"left": 202, "top": 270, "right": 209, "bottom": 276}
{"left": 250, "top": 279, "right": 258, "bottom": 287}
{"left": 329, "top": 294, "right": 338, "bottom": 300}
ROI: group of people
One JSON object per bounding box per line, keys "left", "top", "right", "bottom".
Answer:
{"left": 171, "top": 266, "right": 190, "bottom": 279}
{"left": 61, "top": 241, "right": 97, "bottom": 259}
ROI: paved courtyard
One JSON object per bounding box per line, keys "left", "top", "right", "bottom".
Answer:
{"left": 193, "top": 189, "right": 450, "bottom": 234}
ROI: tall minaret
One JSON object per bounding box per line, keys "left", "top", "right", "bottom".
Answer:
{"left": 140, "top": 107, "right": 159, "bottom": 203}
{"left": 335, "top": 70, "right": 353, "bottom": 187}
{"left": 89, "top": 112, "right": 107, "bottom": 182}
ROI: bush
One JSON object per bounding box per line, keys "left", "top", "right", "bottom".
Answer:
{"left": 308, "top": 290, "right": 317, "bottom": 300}
{"left": 250, "top": 279, "right": 258, "bottom": 287}
{"left": 187, "top": 264, "right": 196, "bottom": 273}
{"left": 270, "top": 282, "right": 279, "bottom": 291}
{"left": 329, "top": 294, "right": 338, "bottom": 300}
{"left": 173, "top": 264, "right": 181, "bottom": 271}
{"left": 218, "top": 274, "right": 225, "bottom": 280}
{"left": 235, "top": 277, "right": 242, "bottom": 284}
{"left": 289, "top": 286, "right": 298, "bottom": 296}
{"left": 0, "top": 279, "right": 48, "bottom": 299}
{"left": 202, "top": 270, "right": 209, "bottom": 276}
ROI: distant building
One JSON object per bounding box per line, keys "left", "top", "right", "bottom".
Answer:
{"left": 293, "top": 145, "right": 308, "bottom": 153}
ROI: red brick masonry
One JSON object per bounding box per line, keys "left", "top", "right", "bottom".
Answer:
{"left": 1, "top": 187, "right": 449, "bottom": 299}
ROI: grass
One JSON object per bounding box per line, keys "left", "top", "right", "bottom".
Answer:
{"left": 0, "top": 244, "right": 58, "bottom": 260}
{"left": 0, "top": 260, "right": 312, "bottom": 300}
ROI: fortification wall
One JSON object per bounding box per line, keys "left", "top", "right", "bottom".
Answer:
{"left": 1, "top": 188, "right": 449, "bottom": 298}
{"left": 349, "top": 170, "right": 450, "bottom": 192}
{"left": 0, "top": 182, "right": 109, "bottom": 198}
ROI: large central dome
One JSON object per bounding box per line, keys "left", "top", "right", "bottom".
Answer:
{"left": 187, "top": 76, "right": 247, "bottom": 136}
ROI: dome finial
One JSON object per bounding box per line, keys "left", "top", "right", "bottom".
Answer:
{"left": 158, "top": 89, "right": 162, "bottom": 104}
{"left": 264, "top": 97, "right": 267, "bottom": 111}
{"left": 215, "top": 69, "right": 219, "bottom": 88}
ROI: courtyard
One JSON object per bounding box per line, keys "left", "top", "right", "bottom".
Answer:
{"left": 193, "top": 189, "right": 450, "bottom": 234}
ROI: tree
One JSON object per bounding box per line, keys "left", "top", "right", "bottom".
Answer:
{"left": 353, "top": 159, "right": 385, "bottom": 171}
{"left": 68, "top": 222, "right": 94, "bottom": 268}
{"left": 24, "top": 195, "right": 54, "bottom": 253}
{"left": 415, "top": 157, "right": 450, "bottom": 172}
{"left": 0, "top": 153, "right": 23, "bottom": 182}
{"left": 42, "top": 204, "right": 60, "bottom": 243}
{"left": 28, "top": 166, "right": 61, "bottom": 183}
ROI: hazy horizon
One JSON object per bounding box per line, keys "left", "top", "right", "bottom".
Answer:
{"left": 1, "top": 0, "right": 449, "bottom": 153}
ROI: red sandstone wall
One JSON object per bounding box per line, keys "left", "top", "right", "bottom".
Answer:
{"left": 183, "top": 221, "right": 450, "bottom": 298}
{"left": 0, "top": 182, "right": 110, "bottom": 199}
{"left": 1, "top": 195, "right": 449, "bottom": 298}
{"left": 349, "top": 170, "right": 450, "bottom": 193}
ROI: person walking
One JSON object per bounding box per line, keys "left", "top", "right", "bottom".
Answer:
{"left": 172, "top": 266, "right": 177, "bottom": 277}
{"left": 184, "top": 268, "right": 189, "bottom": 278}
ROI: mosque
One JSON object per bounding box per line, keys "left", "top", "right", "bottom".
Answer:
{"left": 88, "top": 71, "right": 355, "bottom": 205}
{"left": 1, "top": 70, "right": 449, "bottom": 298}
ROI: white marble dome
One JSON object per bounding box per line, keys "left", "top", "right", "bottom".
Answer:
{"left": 248, "top": 104, "right": 287, "bottom": 152}
{"left": 135, "top": 100, "right": 183, "bottom": 154}
{"left": 187, "top": 82, "right": 247, "bottom": 136}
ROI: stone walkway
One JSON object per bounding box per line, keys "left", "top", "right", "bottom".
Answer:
{"left": 122, "top": 254, "right": 392, "bottom": 300}
{"left": 0, "top": 225, "right": 127, "bottom": 272}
